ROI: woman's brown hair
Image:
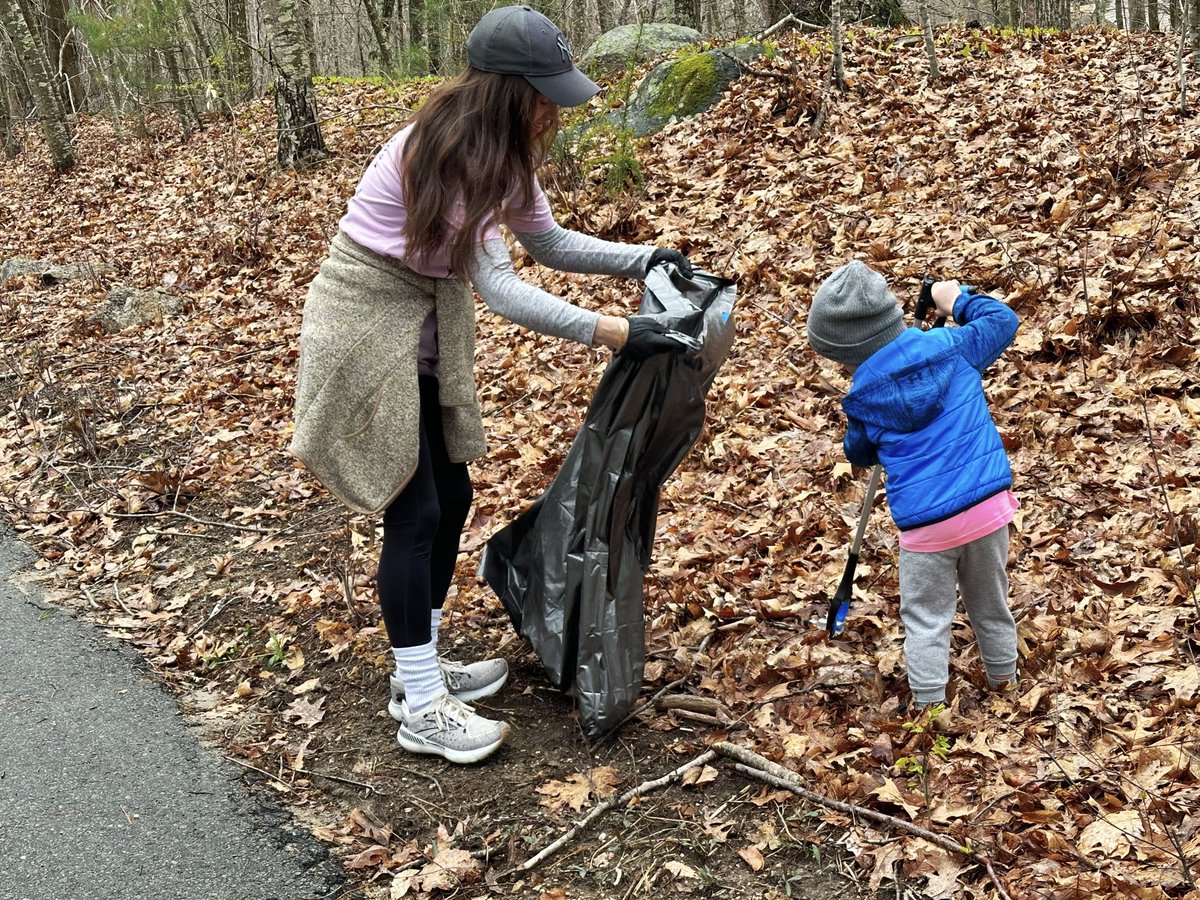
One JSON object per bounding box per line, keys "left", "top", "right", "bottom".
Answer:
{"left": 400, "top": 69, "right": 556, "bottom": 280}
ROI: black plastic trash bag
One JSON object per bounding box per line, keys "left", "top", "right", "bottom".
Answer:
{"left": 479, "top": 264, "right": 736, "bottom": 737}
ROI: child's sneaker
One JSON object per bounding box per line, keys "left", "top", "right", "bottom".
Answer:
{"left": 396, "top": 693, "right": 510, "bottom": 764}
{"left": 388, "top": 656, "right": 508, "bottom": 720}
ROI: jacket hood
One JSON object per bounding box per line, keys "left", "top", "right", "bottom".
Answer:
{"left": 842, "top": 328, "right": 958, "bottom": 433}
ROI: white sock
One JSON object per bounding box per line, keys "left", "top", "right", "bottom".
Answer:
{"left": 392, "top": 639, "right": 443, "bottom": 713}
{"left": 430, "top": 607, "right": 443, "bottom": 648}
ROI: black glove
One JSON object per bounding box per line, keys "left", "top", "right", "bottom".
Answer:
{"left": 621, "top": 317, "right": 686, "bottom": 361}
{"left": 647, "top": 248, "right": 694, "bottom": 279}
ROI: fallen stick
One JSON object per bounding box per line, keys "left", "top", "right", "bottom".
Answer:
{"left": 713, "top": 742, "right": 1013, "bottom": 900}
{"left": 655, "top": 694, "right": 730, "bottom": 718}
{"left": 668, "top": 709, "right": 724, "bottom": 726}
{"left": 293, "top": 766, "right": 379, "bottom": 795}
{"left": 521, "top": 749, "right": 717, "bottom": 871}
{"left": 229, "top": 757, "right": 294, "bottom": 793}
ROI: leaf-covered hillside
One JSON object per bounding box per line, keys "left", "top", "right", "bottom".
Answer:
{"left": 0, "top": 26, "right": 1197, "bottom": 900}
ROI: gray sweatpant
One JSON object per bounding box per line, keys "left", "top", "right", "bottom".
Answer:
{"left": 898, "top": 524, "right": 1017, "bottom": 705}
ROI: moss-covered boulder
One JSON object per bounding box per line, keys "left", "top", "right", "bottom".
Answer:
{"left": 580, "top": 23, "right": 704, "bottom": 77}
{"left": 611, "top": 43, "right": 763, "bottom": 137}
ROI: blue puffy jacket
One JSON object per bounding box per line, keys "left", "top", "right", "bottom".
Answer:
{"left": 842, "top": 291, "right": 1018, "bottom": 530}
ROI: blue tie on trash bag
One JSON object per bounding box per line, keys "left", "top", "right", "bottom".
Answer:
{"left": 479, "top": 263, "right": 736, "bottom": 737}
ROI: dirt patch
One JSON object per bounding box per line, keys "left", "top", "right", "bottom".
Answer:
{"left": 220, "top": 637, "right": 877, "bottom": 900}
{"left": 148, "top": 517, "right": 885, "bottom": 900}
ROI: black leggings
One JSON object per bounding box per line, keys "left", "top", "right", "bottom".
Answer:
{"left": 377, "top": 376, "right": 473, "bottom": 648}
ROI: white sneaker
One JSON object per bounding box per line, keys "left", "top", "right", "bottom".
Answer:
{"left": 396, "top": 693, "right": 510, "bottom": 764}
{"left": 388, "top": 656, "right": 508, "bottom": 720}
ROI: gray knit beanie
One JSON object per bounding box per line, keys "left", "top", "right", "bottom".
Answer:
{"left": 806, "top": 260, "right": 906, "bottom": 367}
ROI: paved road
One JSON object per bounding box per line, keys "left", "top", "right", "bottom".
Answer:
{"left": 0, "top": 530, "right": 349, "bottom": 900}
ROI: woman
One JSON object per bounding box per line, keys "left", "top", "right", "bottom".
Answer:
{"left": 291, "top": 5, "right": 693, "bottom": 764}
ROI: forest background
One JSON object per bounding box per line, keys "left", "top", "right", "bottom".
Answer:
{"left": 2, "top": 0, "right": 1200, "bottom": 898}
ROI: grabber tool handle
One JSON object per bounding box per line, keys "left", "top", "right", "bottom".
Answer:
{"left": 916, "top": 276, "right": 948, "bottom": 330}
{"left": 826, "top": 464, "right": 883, "bottom": 637}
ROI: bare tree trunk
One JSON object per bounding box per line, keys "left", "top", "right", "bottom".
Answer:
{"left": 361, "top": 0, "right": 395, "bottom": 72}
{"left": 831, "top": 0, "right": 845, "bottom": 90}
{"left": 0, "top": 48, "right": 22, "bottom": 158}
{"left": 264, "top": 0, "right": 328, "bottom": 168}
{"left": 1095, "top": 0, "right": 1108, "bottom": 25}
{"left": 597, "top": 0, "right": 618, "bottom": 30}
{"left": 1008, "top": 0, "right": 1022, "bottom": 27}
{"left": 1129, "top": 0, "right": 1146, "bottom": 28}
{"left": 917, "top": 0, "right": 939, "bottom": 82}
{"left": 1179, "top": 0, "right": 1188, "bottom": 111}
{"left": 406, "top": 0, "right": 426, "bottom": 70}
{"left": 159, "top": 44, "right": 201, "bottom": 137}
{"left": 1149, "top": 0, "right": 1161, "bottom": 28}
{"left": 409, "top": 0, "right": 443, "bottom": 73}
{"left": 1116, "top": 0, "right": 1127, "bottom": 28}
{"left": 1192, "top": 0, "right": 1200, "bottom": 61}
{"left": 44, "top": 0, "right": 87, "bottom": 112}
{"left": 729, "top": 0, "right": 746, "bottom": 33}
{"left": 0, "top": 0, "right": 74, "bottom": 171}
{"left": 180, "top": 0, "right": 217, "bottom": 83}
{"left": 227, "top": 0, "right": 254, "bottom": 97}
{"left": 301, "top": 0, "right": 319, "bottom": 74}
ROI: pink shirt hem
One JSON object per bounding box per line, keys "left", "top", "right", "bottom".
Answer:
{"left": 898, "top": 490, "right": 1018, "bottom": 553}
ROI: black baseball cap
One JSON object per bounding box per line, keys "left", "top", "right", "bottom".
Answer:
{"left": 466, "top": 5, "right": 600, "bottom": 107}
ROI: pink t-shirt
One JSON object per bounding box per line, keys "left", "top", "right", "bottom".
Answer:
{"left": 898, "top": 490, "right": 1018, "bottom": 553}
{"left": 338, "top": 124, "right": 556, "bottom": 278}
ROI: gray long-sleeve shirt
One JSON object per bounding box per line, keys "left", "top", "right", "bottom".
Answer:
{"left": 417, "top": 224, "right": 656, "bottom": 375}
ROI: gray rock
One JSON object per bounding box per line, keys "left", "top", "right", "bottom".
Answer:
{"left": 609, "top": 42, "right": 764, "bottom": 137}
{"left": 0, "top": 257, "right": 99, "bottom": 285}
{"left": 89, "top": 285, "right": 183, "bottom": 333}
{"left": 580, "top": 23, "right": 703, "bottom": 77}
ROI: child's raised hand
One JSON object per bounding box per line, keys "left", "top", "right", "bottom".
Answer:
{"left": 931, "top": 280, "right": 961, "bottom": 321}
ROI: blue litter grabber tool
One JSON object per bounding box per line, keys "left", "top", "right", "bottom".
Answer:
{"left": 826, "top": 462, "right": 882, "bottom": 637}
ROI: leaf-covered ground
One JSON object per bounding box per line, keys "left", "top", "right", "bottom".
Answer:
{"left": 1, "top": 26, "right": 1198, "bottom": 900}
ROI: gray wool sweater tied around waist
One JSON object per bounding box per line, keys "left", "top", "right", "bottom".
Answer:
{"left": 290, "top": 227, "right": 655, "bottom": 516}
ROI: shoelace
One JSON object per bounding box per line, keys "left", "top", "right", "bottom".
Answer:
{"left": 431, "top": 695, "right": 475, "bottom": 733}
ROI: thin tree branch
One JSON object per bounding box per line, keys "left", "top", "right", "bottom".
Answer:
{"left": 520, "top": 749, "right": 718, "bottom": 871}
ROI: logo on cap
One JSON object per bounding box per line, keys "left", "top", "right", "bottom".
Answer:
{"left": 556, "top": 34, "right": 571, "bottom": 62}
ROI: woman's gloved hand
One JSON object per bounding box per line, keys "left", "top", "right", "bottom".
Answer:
{"left": 621, "top": 317, "right": 686, "bottom": 361}
{"left": 647, "top": 248, "right": 694, "bottom": 279}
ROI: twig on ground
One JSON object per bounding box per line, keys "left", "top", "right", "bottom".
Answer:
{"left": 714, "top": 742, "right": 1013, "bottom": 900}
{"left": 716, "top": 744, "right": 969, "bottom": 851}
{"left": 379, "top": 763, "right": 444, "bottom": 797}
{"left": 229, "top": 757, "right": 294, "bottom": 792}
{"left": 148, "top": 528, "right": 225, "bottom": 541}
{"left": 521, "top": 749, "right": 718, "bottom": 871}
{"left": 719, "top": 51, "right": 794, "bottom": 82}
{"left": 668, "top": 709, "right": 725, "bottom": 726}
{"left": 340, "top": 568, "right": 361, "bottom": 624}
{"left": 701, "top": 494, "right": 751, "bottom": 515}
{"left": 1139, "top": 394, "right": 1200, "bottom": 617}
{"left": 112, "top": 581, "right": 133, "bottom": 616}
{"left": 187, "top": 597, "right": 229, "bottom": 637}
{"left": 79, "top": 583, "right": 100, "bottom": 609}
{"left": 103, "top": 508, "right": 276, "bottom": 533}
{"left": 716, "top": 616, "right": 757, "bottom": 633}
{"left": 293, "top": 766, "right": 379, "bottom": 795}
{"left": 655, "top": 694, "right": 730, "bottom": 718}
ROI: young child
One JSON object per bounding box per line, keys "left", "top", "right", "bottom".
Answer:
{"left": 805, "top": 260, "right": 1020, "bottom": 708}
